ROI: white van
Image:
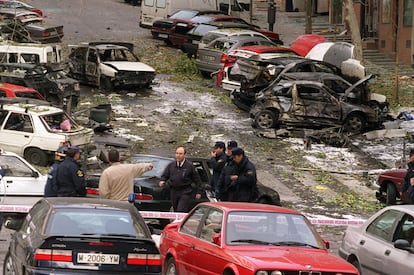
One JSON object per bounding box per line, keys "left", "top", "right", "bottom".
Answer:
{"left": 139, "top": 0, "right": 250, "bottom": 29}
{"left": 0, "top": 43, "right": 62, "bottom": 64}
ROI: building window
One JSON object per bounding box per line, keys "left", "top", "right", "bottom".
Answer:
{"left": 381, "top": 0, "right": 391, "bottom": 23}
{"left": 403, "top": 0, "right": 412, "bottom": 26}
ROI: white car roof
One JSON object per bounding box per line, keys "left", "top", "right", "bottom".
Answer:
{"left": 2, "top": 102, "right": 65, "bottom": 116}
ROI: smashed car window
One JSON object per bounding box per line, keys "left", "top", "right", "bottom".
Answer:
{"left": 0, "top": 155, "right": 33, "bottom": 177}
{"left": 41, "top": 112, "right": 79, "bottom": 132}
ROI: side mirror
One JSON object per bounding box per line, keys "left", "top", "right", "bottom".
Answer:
{"left": 394, "top": 239, "right": 414, "bottom": 252}
{"left": 32, "top": 171, "right": 39, "bottom": 178}
{"left": 212, "top": 233, "right": 221, "bottom": 246}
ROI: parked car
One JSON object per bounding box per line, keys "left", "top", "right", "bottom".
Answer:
{"left": 0, "top": 0, "right": 43, "bottom": 16}
{"left": 0, "top": 63, "right": 80, "bottom": 110}
{"left": 169, "top": 14, "right": 282, "bottom": 49}
{"left": 195, "top": 35, "right": 276, "bottom": 77}
{"left": 376, "top": 168, "right": 409, "bottom": 205}
{"left": 85, "top": 154, "right": 281, "bottom": 213}
{"left": 339, "top": 204, "right": 414, "bottom": 274}
{"left": 67, "top": 42, "right": 156, "bottom": 91}
{"left": 0, "top": 82, "right": 45, "bottom": 101}
{"left": 0, "top": 42, "right": 62, "bottom": 64}
{"left": 3, "top": 197, "right": 161, "bottom": 274}
{"left": 151, "top": 9, "right": 225, "bottom": 41}
{"left": 0, "top": 99, "right": 94, "bottom": 166}
{"left": 0, "top": 10, "right": 63, "bottom": 43}
{"left": 0, "top": 148, "right": 47, "bottom": 208}
{"left": 249, "top": 76, "right": 389, "bottom": 133}
{"left": 159, "top": 201, "right": 359, "bottom": 275}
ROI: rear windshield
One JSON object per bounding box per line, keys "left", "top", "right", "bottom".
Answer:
{"left": 40, "top": 112, "right": 81, "bottom": 132}
{"left": 201, "top": 33, "right": 224, "bottom": 45}
{"left": 46, "top": 208, "right": 149, "bottom": 238}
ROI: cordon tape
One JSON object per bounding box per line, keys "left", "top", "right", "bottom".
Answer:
{"left": 0, "top": 205, "right": 366, "bottom": 226}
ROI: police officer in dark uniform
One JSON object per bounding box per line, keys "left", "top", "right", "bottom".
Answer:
{"left": 217, "top": 147, "right": 258, "bottom": 202}
{"left": 159, "top": 146, "right": 202, "bottom": 212}
{"left": 44, "top": 145, "right": 68, "bottom": 197}
{"left": 210, "top": 141, "right": 227, "bottom": 194}
{"left": 56, "top": 146, "right": 86, "bottom": 197}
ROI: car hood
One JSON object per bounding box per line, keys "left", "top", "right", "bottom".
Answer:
{"left": 102, "top": 61, "right": 155, "bottom": 72}
{"left": 230, "top": 247, "right": 356, "bottom": 272}
{"left": 344, "top": 74, "right": 378, "bottom": 98}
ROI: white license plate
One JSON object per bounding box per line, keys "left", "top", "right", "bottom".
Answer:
{"left": 158, "top": 34, "right": 168, "bottom": 38}
{"left": 49, "top": 31, "right": 57, "bottom": 36}
{"left": 77, "top": 253, "right": 120, "bottom": 264}
{"left": 203, "top": 55, "right": 215, "bottom": 61}
{"left": 192, "top": 40, "right": 199, "bottom": 45}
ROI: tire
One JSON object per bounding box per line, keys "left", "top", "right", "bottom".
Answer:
{"left": 3, "top": 252, "right": 16, "bottom": 275}
{"left": 100, "top": 76, "right": 114, "bottom": 92}
{"left": 24, "top": 148, "right": 49, "bottom": 166}
{"left": 343, "top": 114, "right": 366, "bottom": 133}
{"left": 165, "top": 257, "right": 177, "bottom": 275}
{"left": 254, "top": 110, "right": 278, "bottom": 129}
{"left": 351, "top": 259, "right": 362, "bottom": 275}
{"left": 386, "top": 183, "right": 397, "bottom": 205}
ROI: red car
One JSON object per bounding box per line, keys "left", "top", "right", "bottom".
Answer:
{"left": 168, "top": 14, "right": 282, "bottom": 47}
{"left": 159, "top": 202, "right": 359, "bottom": 275}
{"left": 0, "top": 82, "right": 45, "bottom": 100}
{"left": 376, "top": 168, "right": 409, "bottom": 205}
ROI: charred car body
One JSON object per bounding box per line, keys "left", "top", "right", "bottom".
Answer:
{"left": 0, "top": 63, "right": 80, "bottom": 110}
{"left": 67, "top": 42, "right": 156, "bottom": 91}
{"left": 249, "top": 75, "right": 389, "bottom": 133}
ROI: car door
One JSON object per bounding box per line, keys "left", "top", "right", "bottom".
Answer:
{"left": 0, "top": 112, "right": 34, "bottom": 155}
{"left": 0, "top": 154, "right": 45, "bottom": 205}
{"left": 358, "top": 209, "right": 404, "bottom": 275}
{"left": 85, "top": 48, "right": 99, "bottom": 85}
{"left": 193, "top": 208, "right": 225, "bottom": 274}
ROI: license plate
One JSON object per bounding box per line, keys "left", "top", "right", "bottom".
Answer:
{"left": 158, "top": 34, "right": 168, "bottom": 38}
{"left": 77, "top": 253, "right": 120, "bottom": 264}
{"left": 49, "top": 31, "right": 57, "bottom": 36}
{"left": 192, "top": 40, "right": 199, "bottom": 45}
{"left": 203, "top": 55, "right": 215, "bottom": 61}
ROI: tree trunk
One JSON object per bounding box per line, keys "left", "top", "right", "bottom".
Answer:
{"left": 343, "top": 0, "right": 363, "bottom": 63}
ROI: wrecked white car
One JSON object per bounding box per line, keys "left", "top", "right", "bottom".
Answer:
{"left": 249, "top": 74, "right": 389, "bottom": 133}
{"left": 67, "top": 42, "right": 156, "bottom": 91}
{"left": 0, "top": 99, "right": 94, "bottom": 166}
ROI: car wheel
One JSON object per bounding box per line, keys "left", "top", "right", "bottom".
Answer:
{"left": 386, "top": 183, "right": 397, "bottom": 205}
{"left": 165, "top": 257, "right": 177, "bottom": 275}
{"left": 24, "top": 148, "right": 49, "bottom": 166}
{"left": 351, "top": 259, "right": 362, "bottom": 274}
{"left": 254, "top": 110, "right": 278, "bottom": 129}
{"left": 100, "top": 76, "right": 114, "bottom": 92}
{"left": 3, "top": 252, "right": 16, "bottom": 275}
{"left": 343, "top": 114, "right": 366, "bottom": 133}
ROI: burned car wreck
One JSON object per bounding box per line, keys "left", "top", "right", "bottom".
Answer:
{"left": 249, "top": 75, "right": 389, "bottom": 133}
{"left": 67, "top": 42, "right": 156, "bottom": 91}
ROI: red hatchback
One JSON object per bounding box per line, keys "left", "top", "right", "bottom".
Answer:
{"left": 159, "top": 202, "right": 359, "bottom": 275}
{"left": 0, "top": 82, "right": 45, "bottom": 100}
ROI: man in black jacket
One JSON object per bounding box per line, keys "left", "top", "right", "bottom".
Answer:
{"left": 159, "top": 146, "right": 202, "bottom": 212}
{"left": 56, "top": 146, "right": 86, "bottom": 197}
{"left": 216, "top": 147, "right": 258, "bottom": 202}
{"left": 210, "top": 141, "right": 227, "bottom": 195}
{"left": 400, "top": 148, "right": 414, "bottom": 204}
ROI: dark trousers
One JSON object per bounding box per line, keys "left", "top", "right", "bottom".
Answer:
{"left": 171, "top": 187, "right": 193, "bottom": 212}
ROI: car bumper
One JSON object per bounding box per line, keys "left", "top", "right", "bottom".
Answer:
{"left": 337, "top": 246, "right": 351, "bottom": 261}
{"left": 222, "top": 79, "right": 241, "bottom": 92}
{"left": 27, "top": 267, "right": 159, "bottom": 275}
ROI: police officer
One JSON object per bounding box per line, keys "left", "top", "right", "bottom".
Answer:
{"left": 217, "top": 147, "right": 258, "bottom": 202}
{"left": 56, "top": 146, "right": 86, "bottom": 197}
{"left": 225, "top": 140, "right": 238, "bottom": 163}
{"left": 210, "top": 141, "right": 227, "bottom": 193}
{"left": 44, "top": 146, "right": 68, "bottom": 197}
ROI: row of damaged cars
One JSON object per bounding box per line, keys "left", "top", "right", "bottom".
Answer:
{"left": 218, "top": 40, "right": 391, "bottom": 134}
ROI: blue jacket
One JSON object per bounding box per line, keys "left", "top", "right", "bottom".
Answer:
{"left": 44, "top": 161, "right": 60, "bottom": 197}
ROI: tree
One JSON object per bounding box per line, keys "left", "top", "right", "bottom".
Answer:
{"left": 343, "top": 0, "right": 363, "bottom": 62}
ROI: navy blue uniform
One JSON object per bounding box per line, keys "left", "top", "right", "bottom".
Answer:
{"left": 56, "top": 157, "right": 86, "bottom": 197}
{"left": 160, "top": 159, "right": 201, "bottom": 212}
{"left": 210, "top": 151, "right": 227, "bottom": 192}
{"left": 44, "top": 161, "right": 60, "bottom": 197}
{"left": 401, "top": 161, "right": 414, "bottom": 204}
{"left": 216, "top": 156, "right": 258, "bottom": 202}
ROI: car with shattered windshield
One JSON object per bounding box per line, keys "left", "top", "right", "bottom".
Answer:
{"left": 67, "top": 42, "right": 156, "bottom": 91}
{"left": 249, "top": 75, "right": 389, "bottom": 133}
{"left": 0, "top": 63, "right": 80, "bottom": 110}
{"left": 0, "top": 99, "right": 94, "bottom": 166}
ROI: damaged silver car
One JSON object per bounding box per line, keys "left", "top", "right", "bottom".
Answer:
{"left": 249, "top": 74, "right": 389, "bottom": 133}
{"left": 67, "top": 42, "right": 155, "bottom": 91}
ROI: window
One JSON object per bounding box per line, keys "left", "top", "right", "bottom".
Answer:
{"left": 144, "top": 0, "right": 154, "bottom": 6}
{"left": 4, "top": 112, "right": 32, "bottom": 132}
{"left": 381, "top": 0, "right": 391, "bottom": 24}
{"left": 404, "top": 0, "right": 412, "bottom": 26}
{"left": 155, "top": 0, "right": 166, "bottom": 8}
{"left": 180, "top": 206, "right": 207, "bottom": 236}
{"left": 394, "top": 214, "right": 414, "bottom": 244}
{"left": 200, "top": 209, "right": 223, "bottom": 243}
{"left": 0, "top": 155, "right": 34, "bottom": 177}
{"left": 367, "top": 209, "right": 401, "bottom": 241}
{"left": 0, "top": 90, "right": 6, "bottom": 97}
